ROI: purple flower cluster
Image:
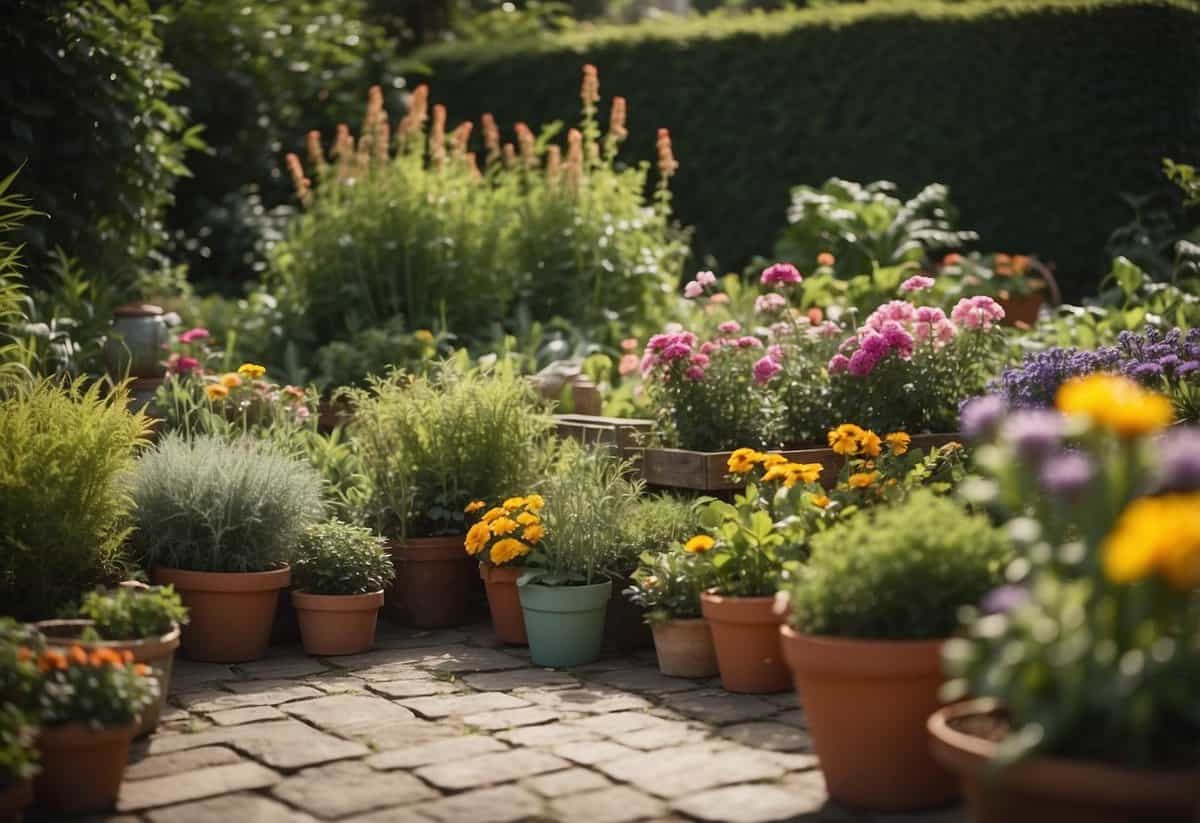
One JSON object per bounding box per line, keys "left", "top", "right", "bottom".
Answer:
{"left": 1155, "top": 427, "right": 1200, "bottom": 493}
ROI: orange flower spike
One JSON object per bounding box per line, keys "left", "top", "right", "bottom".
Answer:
{"left": 68, "top": 646, "right": 88, "bottom": 666}
{"left": 608, "top": 96, "right": 628, "bottom": 142}
{"left": 580, "top": 64, "right": 600, "bottom": 106}
{"left": 656, "top": 128, "right": 678, "bottom": 177}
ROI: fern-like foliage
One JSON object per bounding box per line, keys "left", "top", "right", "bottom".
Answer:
{"left": 0, "top": 169, "right": 42, "bottom": 393}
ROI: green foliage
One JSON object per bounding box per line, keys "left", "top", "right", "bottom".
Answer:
{"left": 613, "top": 494, "right": 697, "bottom": 576}
{"left": 350, "top": 362, "right": 554, "bottom": 539}
{"left": 292, "top": 520, "right": 395, "bottom": 595}
{"left": 0, "top": 0, "right": 198, "bottom": 291}
{"left": 624, "top": 544, "right": 716, "bottom": 623}
{"left": 130, "top": 434, "right": 325, "bottom": 573}
{"left": 783, "top": 491, "right": 1010, "bottom": 639}
{"left": 77, "top": 586, "right": 189, "bottom": 641}
{"left": 0, "top": 171, "right": 40, "bottom": 392}
{"left": 0, "top": 619, "right": 42, "bottom": 709}
{"left": 0, "top": 380, "right": 150, "bottom": 620}
{"left": 0, "top": 702, "right": 38, "bottom": 788}
{"left": 415, "top": 0, "right": 1200, "bottom": 296}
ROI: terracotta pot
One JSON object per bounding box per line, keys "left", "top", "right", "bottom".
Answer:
{"left": 480, "top": 564, "right": 527, "bottom": 645}
{"left": 928, "top": 699, "right": 1198, "bottom": 823}
{"left": 386, "top": 536, "right": 472, "bottom": 628}
{"left": 999, "top": 291, "right": 1043, "bottom": 327}
{"left": 604, "top": 573, "right": 653, "bottom": 653}
{"left": 292, "top": 590, "right": 384, "bottom": 656}
{"left": 0, "top": 778, "right": 31, "bottom": 823}
{"left": 700, "top": 592, "right": 789, "bottom": 693}
{"left": 152, "top": 566, "right": 289, "bottom": 663}
{"left": 34, "top": 723, "right": 136, "bottom": 813}
{"left": 780, "top": 626, "right": 957, "bottom": 810}
{"left": 36, "top": 619, "right": 180, "bottom": 737}
{"left": 652, "top": 618, "right": 719, "bottom": 678}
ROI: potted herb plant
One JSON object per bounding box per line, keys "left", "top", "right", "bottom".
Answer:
{"left": 465, "top": 495, "right": 546, "bottom": 645}
{"left": 351, "top": 364, "right": 552, "bottom": 627}
{"left": 932, "top": 379, "right": 1199, "bottom": 821}
{"left": 624, "top": 542, "right": 718, "bottom": 678}
{"left": 518, "top": 449, "right": 640, "bottom": 668}
{"left": 38, "top": 585, "right": 188, "bottom": 736}
{"left": 778, "top": 491, "right": 1011, "bottom": 810}
{"left": 291, "top": 520, "right": 396, "bottom": 656}
{"left": 131, "top": 434, "right": 325, "bottom": 662}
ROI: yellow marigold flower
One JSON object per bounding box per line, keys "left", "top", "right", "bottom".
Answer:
{"left": 759, "top": 453, "right": 788, "bottom": 468}
{"left": 885, "top": 432, "right": 911, "bottom": 455}
{"left": 237, "top": 363, "right": 266, "bottom": 380}
{"left": 490, "top": 538, "right": 530, "bottom": 565}
{"left": 1103, "top": 493, "right": 1200, "bottom": 590}
{"left": 860, "top": 430, "right": 882, "bottom": 458}
{"left": 464, "top": 500, "right": 486, "bottom": 514}
{"left": 524, "top": 494, "right": 545, "bottom": 511}
{"left": 219, "top": 373, "right": 243, "bottom": 389}
{"left": 205, "top": 384, "right": 229, "bottom": 400}
{"left": 828, "top": 424, "right": 864, "bottom": 456}
{"left": 516, "top": 511, "right": 540, "bottom": 526}
{"left": 811, "top": 493, "right": 831, "bottom": 509}
{"left": 521, "top": 523, "right": 546, "bottom": 543}
{"left": 1056, "top": 374, "right": 1174, "bottom": 437}
{"left": 790, "top": 463, "right": 823, "bottom": 485}
{"left": 502, "top": 496, "right": 526, "bottom": 511}
{"left": 848, "top": 471, "right": 879, "bottom": 489}
{"left": 414, "top": 329, "right": 435, "bottom": 343}
{"left": 465, "top": 522, "right": 491, "bottom": 555}
{"left": 684, "top": 535, "right": 715, "bottom": 554}
{"left": 762, "top": 463, "right": 796, "bottom": 484}
{"left": 727, "top": 447, "right": 762, "bottom": 475}
{"left": 481, "top": 507, "right": 506, "bottom": 524}
{"left": 490, "top": 517, "right": 518, "bottom": 536}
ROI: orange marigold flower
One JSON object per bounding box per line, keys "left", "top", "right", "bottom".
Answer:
{"left": 848, "top": 471, "right": 879, "bottom": 489}
{"left": 859, "top": 430, "right": 882, "bottom": 458}
{"left": 464, "top": 500, "right": 486, "bottom": 514}
{"left": 885, "top": 432, "right": 911, "bottom": 455}
{"left": 811, "top": 493, "right": 831, "bottom": 509}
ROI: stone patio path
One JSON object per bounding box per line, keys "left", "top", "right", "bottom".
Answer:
{"left": 46, "top": 623, "right": 966, "bottom": 823}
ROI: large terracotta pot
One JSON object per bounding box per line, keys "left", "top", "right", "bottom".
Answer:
{"left": 386, "top": 536, "right": 472, "bottom": 628}
{"left": 480, "top": 564, "right": 527, "bottom": 645}
{"left": 700, "top": 592, "right": 789, "bottom": 693}
{"left": 781, "top": 626, "right": 957, "bottom": 810}
{"left": 652, "top": 618, "right": 718, "bottom": 678}
{"left": 152, "top": 567, "right": 289, "bottom": 662}
{"left": 37, "top": 619, "right": 180, "bottom": 737}
{"left": 292, "top": 590, "right": 384, "bottom": 656}
{"left": 0, "top": 778, "right": 31, "bottom": 823}
{"left": 928, "top": 699, "right": 1198, "bottom": 823}
{"left": 35, "top": 723, "right": 136, "bottom": 814}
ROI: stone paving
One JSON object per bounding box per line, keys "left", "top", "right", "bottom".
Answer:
{"left": 47, "top": 622, "right": 966, "bottom": 823}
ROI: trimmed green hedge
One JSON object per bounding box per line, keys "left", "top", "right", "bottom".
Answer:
{"left": 411, "top": 0, "right": 1200, "bottom": 296}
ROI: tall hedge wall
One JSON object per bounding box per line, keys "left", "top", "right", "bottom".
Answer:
{"left": 412, "top": 0, "right": 1200, "bottom": 296}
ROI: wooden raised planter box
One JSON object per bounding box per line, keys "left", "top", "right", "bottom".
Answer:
{"left": 641, "top": 433, "right": 963, "bottom": 492}
{"left": 552, "top": 414, "right": 653, "bottom": 464}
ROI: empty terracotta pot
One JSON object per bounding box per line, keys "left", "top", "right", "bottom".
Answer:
{"left": 292, "top": 590, "right": 384, "bottom": 656}
{"left": 929, "top": 699, "right": 1198, "bottom": 823}
{"left": 152, "top": 566, "right": 289, "bottom": 663}
{"left": 386, "top": 536, "right": 472, "bottom": 627}
{"left": 35, "top": 723, "right": 136, "bottom": 814}
{"left": 480, "top": 564, "right": 527, "bottom": 645}
{"left": 0, "top": 777, "right": 31, "bottom": 823}
{"left": 700, "top": 592, "right": 789, "bottom": 693}
{"left": 652, "top": 618, "right": 719, "bottom": 678}
{"left": 781, "top": 626, "right": 957, "bottom": 810}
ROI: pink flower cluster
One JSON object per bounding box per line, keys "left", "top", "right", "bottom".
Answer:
{"left": 900, "top": 275, "right": 935, "bottom": 293}
{"left": 950, "top": 296, "right": 1006, "bottom": 330}
{"left": 683, "top": 270, "right": 718, "bottom": 299}
{"left": 755, "top": 293, "right": 787, "bottom": 314}
{"left": 641, "top": 331, "right": 708, "bottom": 381}
{"left": 760, "top": 262, "right": 803, "bottom": 287}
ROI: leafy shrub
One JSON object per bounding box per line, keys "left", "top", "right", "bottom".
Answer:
{"left": 0, "top": 379, "right": 150, "bottom": 620}
{"left": 783, "top": 491, "right": 1010, "bottom": 639}
{"left": 292, "top": 520, "right": 395, "bottom": 595}
{"left": 624, "top": 545, "right": 716, "bottom": 623}
{"left": 0, "top": 171, "right": 38, "bottom": 391}
{"left": 0, "top": 619, "right": 42, "bottom": 708}
{"left": 613, "top": 494, "right": 697, "bottom": 577}
{"left": 0, "top": 703, "right": 38, "bottom": 788}
{"left": 130, "top": 434, "right": 325, "bottom": 573}
{"left": 32, "top": 645, "right": 157, "bottom": 729}
{"left": 77, "top": 586, "right": 189, "bottom": 641}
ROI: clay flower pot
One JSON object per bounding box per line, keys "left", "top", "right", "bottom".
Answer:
{"left": 651, "top": 618, "right": 719, "bottom": 678}
{"left": 928, "top": 699, "right": 1198, "bottom": 823}
{"left": 0, "top": 778, "right": 32, "bottom": 823}
{"left": 152, "top": 566, "right": 290, "bottom": 663}
{"left": 700, "top": 592, "right": 789, "bottom": 693}
{"left": 292, "top": 590, "right": 384, "bottom": 656}
{"left": 780, "top": 626, "right": 957, "bottom": 810}
{"left": 34, "top": 723, "right": 136, "bottom": 814}
{"left": 480, "top": 564, "right": 527, "bottom": 645}
{"left": 37, "top": 619, "right": 180, "bottom": 737}
{"left": 386, "top": 536, "right": 472, "bottom": 628}
{"left": 519, "top": 579, "right": 612, "bottom": 668}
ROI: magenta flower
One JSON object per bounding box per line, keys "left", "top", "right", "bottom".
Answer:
{"left": 174, "top": 356, "right": 201, "bottom": 374}
{"left": 685, "top": 365, "right": 706, "bottom": 381}
{"left": 951, "top": 296, "right": 1006, "bottom": 330}
{"left": 767, "top": 344, "right": 784, "bottom": 362}
{"left": 880, "top": 321, "right": 915, "bottom": 359}
{"left": 690, "top": 352, "right": 711, "bottom": 368}
{"left": 178, "top": 327, "right": 209, "bottom": 344}
{"left": 700, "top": 341, "right": 719, "bottom": 355}
{"left": 760, "top": 263, "right": 802, "bottom": 286}
{"left": 860, "top": 333, "right": 888, "bottom": 358}
{"left": 828, "top": 354, "right": 851, "bottom": 375}
{"left": 755, "top": 293, "right": 788, "bottom": 314}
{"left": 718, "top": 320, "right": 741, "bottom": 335}
{"left": 736, "top": 336, "right": 764, "bottom": 349}
{"left": 848, "top": 348, "right": 877, "bottom": 377}
{"left": 900, "top": 275, "right": 936, "bottom": 293}
{"left": 753, "top": 355, "right": 783, "bottom": 384}
{"left": 864, "top": 300, "right": 917, "bottom": 331}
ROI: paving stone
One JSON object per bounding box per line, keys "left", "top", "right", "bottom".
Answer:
{"left": 221, "top": 678, "right": 326, "bottom": 697}
{"left": 367, "top": 678, "right": 465, "bottom": 698}
{"left": 463, "top": 668, "right": 580, "bottom": 691}
{"left": 399, "top": 691, "right": 530, "bottom": 718}
{"left": 719, "top": 721, "right": 812, "bottom": 752}
{"left": 124, "top": 746, "right": 242, "bottom": 781}
{"left": 621, "top": 723, "right": 709, "bottom": 751}
{"left": 550, "top": 785, "right": 668, "bottom": 823}
{"left": 765, "top": 750, "right": 821, "bottom": 772}
{"left": 283, "top": 693, "right": 416, "bottom": 735}
{"left": 304, "top": 674, "right": 371, "bottom": 694}
{"left": 336, "top": 645, "right": 526, "bottom": 676}
{"left": 147, "top": 719, "right": 368, "bottom": 770}
{"left": 349, "top": 718, "right": 459, "bottom": 751}
{"left": 672, "top": 783, "right": 825, "bottom": 823}
{"left": 496, "top": 722, "right": 599, "bottom": 747}
{"left": 158, "top": 704, "right": 190, "bottom": 724}
{"left": 352, "top": 807, "right": 436, "bottom": 823}
{"left": 208, "top": 705, "right": 287, "bottom": 726}
{"left": 235, "top": 656, "right": 330, "bottom": 680}
{"left": 367, "top": 734, "right": 508, "bottom": 770}
{"left": 461, "top": 706, "right": 564, "bottom": 731}
{"left": 523, "top": 767, "right": 612, "bottom": 798}
{"left": 569, "top": 657, "right": 639, "bottom": 673}
{"left": 868, "top": 807, "right": 968, "bottom": 823}
{"left": 597, "top": 742, "right": 785, "bottom": 798}
{"left": 572, "top": 711, "right": 672, "bottom": 736}
{"left": 660, "top": 689, "right": 781, "bottom": 725}
{"left": 416, "top": 747, "right": 569, "bottom": 790}
{"left": 522, "top": 685, "right": 651, "bottom": 714}
{"left": 117, "top": 761, "right": 279, "bottom": 811}
{"left": 170, "top": 660, "right": 238, "bottom": 692}
{"left": 587, "top": 668, "right": 706, "bottom": 694}
{"left": 773, "top": 708, "right": 807, "bottom": 728}
{"left": 272, "top": 759, "right": 437, "bottom": 819}
{"left": 179, "top": 681, "right": 322, "bottom": 713}
{"left": 145, "top": 793, "right": 318, "bottom": 823}
{"left": 416, "top": 785, "right": 543, "bottom": 823}
{"left": 552, "top": 740, "right": 640, "bottom": 765}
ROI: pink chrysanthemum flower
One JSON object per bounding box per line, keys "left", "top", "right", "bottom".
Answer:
{"left": 760, "top": 263, "right": 803, "bottom": 286}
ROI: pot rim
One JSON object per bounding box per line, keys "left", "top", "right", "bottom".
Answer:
{"left": 36, "top": 619, "right": 181, "bottom": 658}
{"left": 292, "top": 589, "right": 385, "bottom": 612}
{"left": 480, "top": 563, "right": 525, "bottom": 581}
{"left": 37, "top": 721, "right": 139, "bottom": 746}
{"left": 700, "top": 591, "right": 783, "bottom": 624}
{"left": 780, "top": 625, "right": 946, "bottom": 677}
{"left": 152, "top": 565, "right": 290, "bottom": 593}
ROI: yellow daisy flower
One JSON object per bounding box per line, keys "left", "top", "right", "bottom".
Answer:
{"left": 1103, "top": 493, "right": 1200, "bottom": 590}
{"left": 828, "top": 424, "right": 864, "bottom": 456}
{"left": 885, "top": 432, "right": 911, "bottom": 455}
{"left": 859, "top": 430, "right": 882, "bottom": 458}
{"left": 237, "top": 363, "right": 266, "bottom": 380}
{"left": 848, "top": 471, "right": 878, "bottom": 489}
{"left": 481, "top": 507, "right": 507, "bottom": 524}
{"left": 464, "top": 500, "right": 486, "bottom": 514}
{"left": 516, "top": 512, "right": 540, "bottom": 526}
{"left": 502, "top": 496, "right": 526, "bottom": 511}
{"left": 524, "top": 494, "right": 545, "bottom": 512}
{"left": 521, "top": 523, "right": 546, "bottom": 544}
{"left": 1056, "top": 374, "right": 1174, "bottom": 437}
{"left": 490, "top": 538, "right": 530, "bottom": 565}
{"left": 465, "top": 522, "right": 492, "bottom": 555}
{"left": 684, "top": 535, "right": 715, "bottom": 554}
{"left": 490, "top": 517, "right": 518, "bottom": 536}
{"left": 727, "top": 447, "right": 762, "bottom": 475}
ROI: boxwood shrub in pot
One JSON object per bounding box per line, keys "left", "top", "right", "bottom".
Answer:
{"left": 131, "top": 434, "right": 324, "bottom": 662}
{"left": 291, "top": 520, "right": 395, "bottom": 656}
{"left": 778, "top": 490, "right": 1011, "bottom": 811}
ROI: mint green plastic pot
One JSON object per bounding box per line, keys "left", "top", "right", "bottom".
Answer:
{"left": 518, "top": 579, "right": 612, "bottom": 668}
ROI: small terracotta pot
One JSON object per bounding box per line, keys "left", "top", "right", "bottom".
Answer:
{"left": 0, "top": 778, "right": 31, "bottom": 823}
{"left": 35, "top": 723, "right": 136, "bottom": 814}
{"left": 152, "top": 566, "right": 289, "bottom": 663}
{"left": 480, "top": 564, "right": 527, "bottom": 645}
{"left": 998, "top": 291, "right": 1043, "bottom": 327}
{"left": 928, "top": 699, "right": 1198, "bottom": 823}
{"left": 700, "top": 592, "right": 789, "bottom": 693}
{"left": 386, "top": 536, "right": 472, "bottom": 628}
{"left": 652, "top": 618, "right": 719, "bottom": 678}
{"left": 781, "top": 626, "right": 957, "bottom": 810}
{"left": 37, "top": 619, "right": 180, "bottom": 737}
{"left": 292, "top": 590, "right": 384, "bottom": 656}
